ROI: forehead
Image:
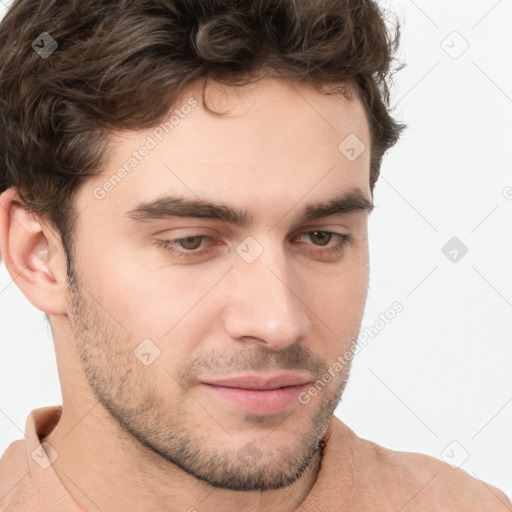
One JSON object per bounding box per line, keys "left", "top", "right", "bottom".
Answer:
{"left": 78, "top": 77, "right": 371, "bottom": 222}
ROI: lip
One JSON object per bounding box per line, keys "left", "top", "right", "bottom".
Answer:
{"left": 200, "top": 371, "right": 313, "bottom": 390}
{"left": 198, "top": 372, "right": 313, "bottom": 415}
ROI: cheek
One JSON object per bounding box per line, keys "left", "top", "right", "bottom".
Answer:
{"left": 304, "top": 264, "right": 368, "bottom": 351}
{"left": 306, "top": 236, "right": 369, "bottom": 309}
{"left": 323, "top": 286, "right": 367, "bottom": 328}
{"left": 87, "top": 253, "right": 222, "bottom": 368}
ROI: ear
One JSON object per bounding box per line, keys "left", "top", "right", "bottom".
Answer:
{"left": 0, "top": 187, "right": 68, "bottom": 315}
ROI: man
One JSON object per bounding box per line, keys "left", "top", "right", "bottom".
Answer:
{"left": 0, "top": 0, "right": 509, "bottom": 510}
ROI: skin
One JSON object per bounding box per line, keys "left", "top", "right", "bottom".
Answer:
{"left": 0, "top": 77, "right": 372, "bottom": 512}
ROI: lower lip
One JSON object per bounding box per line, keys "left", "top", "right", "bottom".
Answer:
{"left": 198, "top": 383, "right": 309, "bottom": 415}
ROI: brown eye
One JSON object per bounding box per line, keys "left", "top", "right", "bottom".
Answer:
{"left": 177, "top": 236, "right": 205, "bottom": 250}
{"left": 156, "top": 235, "right": 216, "bottom": 260}
{"left": 292, "top": 230, "right": 351, "bottom": 260}
{"left": 307, "top": 230, "right": 333, "bottom": 246}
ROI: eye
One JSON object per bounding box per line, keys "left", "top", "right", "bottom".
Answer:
{"left": 155, "top": 230, "right": 351, "bottom": 261}
{"left": 292, "top": 230, "right": 351, "bottom": 258}
{"left": 156, "top": 235, "right": 214, "bottom": 259}
{"left": 169, "top": 236, "right": 205, "bottom": 251}
{"left": 295, "top": 230, "right": 341, "bottom": 247}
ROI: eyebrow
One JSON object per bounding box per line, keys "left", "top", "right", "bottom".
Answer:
{"left": 125, "top": 188, "right": 374, "bottom": 227}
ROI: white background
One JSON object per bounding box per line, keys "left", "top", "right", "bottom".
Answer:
{"left": 1, "top": 0, "right": 511, "bottom": 498}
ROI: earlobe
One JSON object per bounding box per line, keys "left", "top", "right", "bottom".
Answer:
{"left": 0, "top": 187, "right": 68, "bottom": 316}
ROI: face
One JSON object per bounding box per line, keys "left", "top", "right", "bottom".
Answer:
{"left": 65, "top": 77, "right": 372, "bottom": 491}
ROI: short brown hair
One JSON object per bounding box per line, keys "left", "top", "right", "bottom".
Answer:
{"left": 0, "top": 0, "right": 406, "bottom": 266}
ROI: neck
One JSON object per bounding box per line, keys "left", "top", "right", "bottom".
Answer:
{"left": 42, "top": 403, "right": 323, "bottom": 512}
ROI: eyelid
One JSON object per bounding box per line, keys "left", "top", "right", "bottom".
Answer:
{"left": 152, "top": 226, "right": 218, "bottom": 237}
{"left": 153, "top": 222, "right": 351, "bottom": 238}
{"left": 155, "top": 226, "right": 349, "bottom": 244}
{"left": 155, "top": 228, "right": 351, "bottom": 262}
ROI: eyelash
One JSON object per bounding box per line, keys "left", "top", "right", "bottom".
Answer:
{"left": 156, "top": 231, "right": 351, "bottom": 260}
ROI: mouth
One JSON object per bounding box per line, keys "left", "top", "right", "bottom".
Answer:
{"left": 198, "top": 372, "right": 313, "bottom": 415}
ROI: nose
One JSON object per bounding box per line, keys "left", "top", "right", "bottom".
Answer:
{"left": 222, "top": 242, "right": 312, "bottom": 351}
